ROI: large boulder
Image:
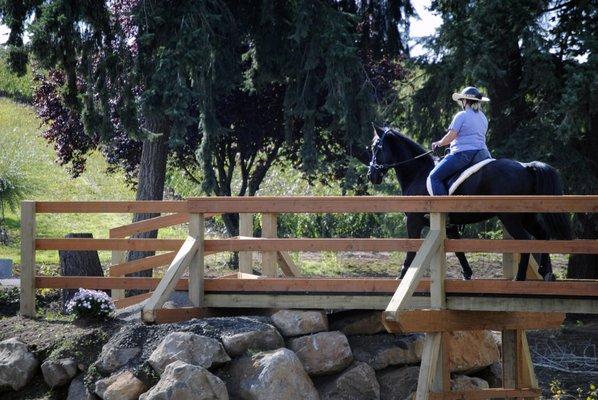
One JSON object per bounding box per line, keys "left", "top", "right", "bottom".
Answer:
{"left": 376, "top": 366, "right": 419, "bottom": 400}
{"left": 289, "top": 331, "right": 353, "bottom": 376}
{"left": 270, "top": 310, "right": 328, "bottom": 337}
{"left": 349, "top": 334, "right": 423, "bottom": 370}
{"left": 448, "top": 331, "right": 500, "bottom": 373}
{"left": 140, "top": 360, "right": 228, "bottom": 400}
{"left": 41, "top": 357, "right": 78, "bottom": 388}
{"left": 227, "top": 348, "right": 319, "bottom": 400}
{"left": 329, "top": 311, "right": 386, "bottom": 336}
{"left": 149, "top": 332, "right": 231, "bottom": 374}
{"left": 452, "top": 375, "right": 490, "bottom": 390}
{"left": 94, "top": 370, "right": 147, "bottom": 400}
{"left": 67, "top": 374, "right": 95, "bottom": 400}
{"left": 221, "top": 324, "right": 284, "bottom": 357}
{"left": 97, "top": 346, "right": 141, "bottom": 373}
{"left": 316, "top": 362, "right": 380, "bottom": 400}
{"left": 0, "top": 337, "right": 38, "bottom": 391}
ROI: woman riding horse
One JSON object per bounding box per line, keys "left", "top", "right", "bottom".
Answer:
{"left": 429, "top": 86, "right": 492, "bottom": 196}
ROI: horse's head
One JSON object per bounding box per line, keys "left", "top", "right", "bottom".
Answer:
{"left": 367, "top": 125, "right": 399, "bottom": 184}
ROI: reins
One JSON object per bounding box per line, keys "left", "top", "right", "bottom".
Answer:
{"left": 370, "top": 149, "right": 434, "bottom": 170}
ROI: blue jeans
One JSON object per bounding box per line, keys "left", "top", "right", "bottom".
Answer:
{"left": 429, "top": 149, "right": 489, "bottom": 195}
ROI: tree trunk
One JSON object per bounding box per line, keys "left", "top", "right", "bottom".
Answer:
{"left": 59, "top": 233, "right": 103, "bottom": 310}
{"left": 126, "top": 119, "right": 170, "bottom": 274}
{"left": 567, "top": 213, "right": 598, "bottom": 279}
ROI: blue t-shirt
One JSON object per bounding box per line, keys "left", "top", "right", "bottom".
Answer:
{"left": 448, "top": 108, "right": 488, "bottom": 153}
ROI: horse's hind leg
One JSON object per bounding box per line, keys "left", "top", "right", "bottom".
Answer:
{"left": 523, "top": 214, "right": 555, "bottom": 281}
{"left": 447, "top": 225, "right": 473, "bottom": 280}
{"left": 499, "top": 215, "right": 533, "bottom": 281}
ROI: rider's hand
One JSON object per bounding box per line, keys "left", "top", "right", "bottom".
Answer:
{"left": 432, "top": 141, "right": 440, "bottom": 150}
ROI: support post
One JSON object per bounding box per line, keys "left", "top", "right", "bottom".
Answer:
{"left": 188, "top": 213, "right": 205, "bottom": 307}
{"left": 238, "top": 213, "right": 253, "bottom": 273}
{"left": 110, "top": 251, "right": 126, "bottom": 300}
{"left": 20, "top": 201, "right": 36, "bottom": 317}
{"left": 261, "top": 213, "right": 277, "bottom": 276}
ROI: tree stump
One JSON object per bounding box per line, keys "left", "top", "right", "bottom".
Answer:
{"left": 59, "top": 233, "right": 103, "bottom": 310}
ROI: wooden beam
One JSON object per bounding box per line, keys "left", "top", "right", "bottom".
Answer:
{"left": 188, "top": 214, "right": 204, "bottom": 307}
{"left": 114, "top": 292, "right": 152, "bottom": 309}
{"left": 19, "top": 201, "right": 36, "bottom": 317}
{"left": 416, "top": 333, "right": 442, "bottom": 400}
{"left": 261, "top": 213, "right": 278, "bottom": 276}
{"left": 109, "top": 213, "right": 188, "bottom": 238}
{"left": 277, "top": 252, "right": 300, "bottom": 277}
{"left": 238, "top": 213, "right": 253, "bottom": 273}
{"left": 109, "top": 252, "right": 177, "bottom": 276}
{"left": 446, "top": 239, "right": 598, "bottom": 254}
{"left": 188, "top": 195, "right": 598, "bottom": 214}
{"left": 110, "top": 250, "right": 127, "bottom": 300}
{"left": 36, "top": 276, "right": 188, "bottom": 290}
{"left": 205, "top": 238, "right": 423, "bottom": 252}
{"left": 428, "top": 388, "right": 541, "bottom": 400}
{"left": 36, "top": 201, "right": 188, "bottom": 213}
{"left": 384, "top": 310, "right": 565, "bottom": 333}
{"left": 142, "top": 236, "right": 199, "bottom": 323}
{"left": 36, "top": 238, "right": 184, "bottom": 251}
{"left": 384, "top": 229, "right": 442, "bottom": 318}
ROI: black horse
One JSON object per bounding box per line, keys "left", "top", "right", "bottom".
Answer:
{"left": 367, "top": 126, "right": 572, "bottom": 281}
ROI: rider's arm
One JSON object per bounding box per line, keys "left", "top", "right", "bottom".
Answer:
{"left": 432, "top": 129, "right": 458, "bottom": 149}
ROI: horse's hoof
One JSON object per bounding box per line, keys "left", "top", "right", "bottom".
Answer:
{"left": 463, "top": 273, "right": 472, "bottom": 281}
{"left": 543, "top": 272, "right": 556, "bottom": 282}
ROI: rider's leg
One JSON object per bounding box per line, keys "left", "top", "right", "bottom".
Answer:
{"left": 428, "top": 150, "right": 477, "bottom": 195}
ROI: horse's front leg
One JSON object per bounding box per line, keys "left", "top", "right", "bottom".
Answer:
{"left": 500, "top": 215, "right": 533, "bottom": 281}
{"left": 447, "top": 224, "right": 473, "bottom": 280}
{"left": 399, "top": 213, "right": 426, "bottom": 279}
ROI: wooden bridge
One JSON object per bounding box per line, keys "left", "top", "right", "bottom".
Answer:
{"left": 19, "top": 195, "right": 598, "bottom": 399}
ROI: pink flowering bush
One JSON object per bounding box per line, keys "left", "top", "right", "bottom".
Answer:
{"left": 66, "top": 288, "right": 115, "bottom": 319}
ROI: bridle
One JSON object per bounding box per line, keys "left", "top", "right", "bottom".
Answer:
{"left": 369, "top": 129, "right": 434, "bottom": 171}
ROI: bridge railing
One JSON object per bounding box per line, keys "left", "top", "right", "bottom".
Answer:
{"left": 19, "top": 195, "right": 598, "bottom": 319}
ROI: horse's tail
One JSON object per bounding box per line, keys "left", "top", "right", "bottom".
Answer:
{"left": 525, "top": 161, "right": 573, "bottom": 240}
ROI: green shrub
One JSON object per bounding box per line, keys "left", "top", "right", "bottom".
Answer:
{"left": 0, "top": 48, "right": 34, "bottom": 103}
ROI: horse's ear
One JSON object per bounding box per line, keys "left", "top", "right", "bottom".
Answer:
{"left": 372, "top": 123, "right": 384, "bottom": 139}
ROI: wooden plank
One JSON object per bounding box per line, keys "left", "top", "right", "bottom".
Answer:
{"left": 447, "top": 296, "right": 598, "bottom": 314}
{"left": 110, "top": 250, "right": 127, "bottom": 300}
{"left": 429, "top": 213, "right": 446, "bottom": 309}
{"left": 188, "top": 214, "right": 204, "bottom": 307}
{"left": 277, "top": 252, "right": 301, "bottom": 277}
{"left": 384, "top": 230, "right": 442, "bottom": 319}
{"left": 35, "top": 201, "right": 188, "bottom": 213}
{"left": 446, "top": 239, "right": 598, "bottom": 254}
{"left": 19, "top": 201, "right": 36, "bottom": 317}
{"left": 109, "top": 213, "right": 188, "bottom": 238}
{"left": 188, "top": 195, "right": 598, "bottom": 213}
{"left": 416, "top": 333, "right": 442, "bottom": 400}
{"left": 142, "top": 236, "right": 199, "bottom": 323}
{"left": 502, "top": 330, "right": 518, "bottom": 389}
{"left": 238, "top": 213, "right": 253, "bottom": 273}
{"left": 205, "top": 238, "right": 423, "bottom": 252}
{"left": 261, "top": 213, "right": 278, "bottom": 276}
{"left": 384, "top": 310, "right": 565, "bottom": 333}
{"left": 36, "top": 238, "right": 184, "bottom": 251}
{"left": 114, "top": 292, "right": 152, "bottom": 309}
{"left": 109, "top": 252, "right": 177, "bottom": 276}
{"left": 519, "top": 331, "right": 539, "bottom": 391}
{"left": 36, "top": 276, "right": 189, "bottom": 290}
{"left": 428, "top": 388, "right": 541, "bottom": 400}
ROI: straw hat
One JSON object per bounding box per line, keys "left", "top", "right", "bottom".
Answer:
{"left": 452, "top": 86, "right": 490, "bottom": 102}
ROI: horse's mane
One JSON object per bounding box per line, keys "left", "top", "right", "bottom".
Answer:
{"left": 386, "top": 128, "right": 428, "bottom": 155}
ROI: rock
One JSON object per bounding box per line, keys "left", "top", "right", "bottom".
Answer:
{"left": 227, "top": 348, "right": 319, "bottom": 400}
{"left": 349, "top": 334, "right": 423, "bottom": 370}
{"left": 149, "top": 332, "right": 231, "bottom": 374}
{"left": 316, "top": 362, "right": 380, "bottom": 400}
{"left": 221, "top": 324, "right": 284, "bottom": 357}
{"left": 289, "top": 331, "right": 353, "bottom": 376}
{"left": 448, "top": 331, "right": 500, "bottom": 373}
{"left": 97, "top": 346, "right": 140, "bottom": 373}
{"left": 329, "top": 311, "right": 385, "bottom": 336}
{"left": 270, "top": 310, "right": 328, "bottom": 337}
{"left": 452, "top": 375, "right": 490, "bottom": 390}
{"left": 376, "top": 366, "right": 419, "bottom": 400}
{"left": 41, "top": 357, "right": 78, "bottom": 388}
{"left": 94, "top": 370, "right": 147, "bottom": 400}
{"left": 475, "top": 362, "right": 502, "bottom": 387}
{"left": 140, "top": 360, "right": 228, "bottom": 400}
{"left": 0, "top": 337, "right": 38, "bottom": 391}
{"left": 67, "top": 374, "right": 95, "bottom": 400}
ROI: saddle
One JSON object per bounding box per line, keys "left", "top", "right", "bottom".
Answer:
{"left": 426, "top": 151, "right": 495, "bottom": 196}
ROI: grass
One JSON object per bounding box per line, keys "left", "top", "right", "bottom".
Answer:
{"left": 0, "top": 49, "right": 35, "bottom": 103}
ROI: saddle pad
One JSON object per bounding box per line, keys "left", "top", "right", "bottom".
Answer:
{"left": 426, "top": 158, "right": 495, "bottom": 196}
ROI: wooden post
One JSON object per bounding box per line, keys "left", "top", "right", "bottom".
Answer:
{"left": 188, "top": 213, "right": 204, "bottom": 307}
{"left": 110, "top": 251, "right": 126, "bottom": 300}
{"left": 502, "top": 228, "right": 516, "bottom": 280}
{"left": 261, "top": 213, "right": 277, "bottom": 276}
{"left": 20, "top": 201, "right": 36, "bottom": 317}
{"left": 502, "top": 330, "right": 518, "bottom": 389}
{"left": 238, "top": 213, "right": 253, "bottom": 273}
{"left": 417, "top": 212, "right": 448, "bottom": 399}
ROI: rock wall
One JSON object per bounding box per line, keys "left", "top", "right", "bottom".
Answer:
{"left": 0, "top": 310, "right": 502, "bottom": 399}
